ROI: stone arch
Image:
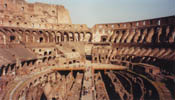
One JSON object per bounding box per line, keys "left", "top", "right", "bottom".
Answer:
{"left": 169, "top": 26, "right": 175, "bottom": 43}
{"left": 69, "top": 32, "right": 74, "bottom": 41}
{"left": 55, "top": 31, "right": 62, "bottom": 43}
{"left": 157, "top": 27, "right": 162, "bottom": 43}
{"left": 24, "top": 30, "right": 33, "bottom": 43}
{"left": 4, "top": 28, "right": 20, "bottom": 44}
{"left": 49, "top": 31, "right": 56, "bottom": 43}
{"left": 118, "top": 30, "right": 126, "bottom": 43}
{"left": 114, "top": 31, "right": 120, "bottom": 43}
{"left": 74, "top": 32, "right": 80, "bottom": 41}
{"left": 165, "top": 26, "right": 171, "bottom": 42}
{"left": 63, "top": 32, "right": 69, "bottom": 42}
{"left": 166, "top": 25, "right": 174, "bottom": 43}
{"left": 150, "top": 27, "right": 158, "bottom": 43}
{"left": 109, "top": 33, "right": 114, "bottom": 42}
{"left": 0, "top": 29, "right": 6, "bottom": 44}
{"left": 85, "top": 32, "right": 92, "bottom": 42}
{"left": 80, "top": 32, "right": 85, "bottom": 41}
{"left": 121, "top": 29, "right": 129, "bottom": 43}
{"left": 44, "top": 31, "right": 50, "bottom": 43}
{"left": 159, "top": 26, "right": 166, "bottom": 42}
{"left": 2, "top": 28, "right": 11, "bottom": 44}
{"left": 101, "top": 35, "right": 108, "bottom": 42}
{"left": 31, "top": 30, "right": 39, "bottom": 43}
{"left": 109, "top": 31, "right": 117, "bottom": 42}
{"left": 10, "top": 28, "right": 21, "bottom": 43}
{"left": 38, "top": 31, "right": 46, "bottom": 43}
{"left": 10, "top": 64, "right": 16, "bottom": 73}
{"left": 146, "top": 27, "right": 154, "bottom": 43}
{"left": 43, "top": 31, "right": 50, "bottom": 43}
{"left": 126, "top": 29, "right": 136, "bottom": 43}
{"left": 17, "top": 29, "right": 27, "bottom": 43}
{"left": 40, "top": 92, "right": 47, "bottom": 100}
{"left": 0, "top": 67, "right": 3, "bottom": 76}
{"left": 139, "top": 28, "right": 148, "bottom": 43}
{"left": 16, "top": 29, "right": 24, "bottom": 42}
{"left": 113, "top": 30, "right": 122, "bottom": 43}
{"left": 5, "top": 65, "right": 10, "bottom": 74}
{"left": 1, "top": 66, "right": 6, "bottom": 76}
{"left": 133, "top": 29, "right": 141, "bottom": 43}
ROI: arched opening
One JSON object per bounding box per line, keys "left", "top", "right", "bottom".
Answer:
{"left": 101, "top": 35, "right": 107, "bottom": 42}
{"left": 159, "top": 26, "right": 166, "bottom": 42}
{"left": 16, "top": 30, "right": 23, "bottom": 42}
{"left": 69, "top": 32, "right": 74, "bottom": 41}
{"left": 152, "top": 27, "right": 158, "bottom": 43}
{"left": 44, "top": 52, "right": 47, "bottom": 56}
{"left": 114, "top": 31, "right": 120, "bottom": 43}
{"left": 85, "top": 32, "right": 92, "bottom": 42}
{"left": 25, "top": 30, "right": 32, "bottom": 43}
{"left": 0, "top": 31, "right": 5, "bottom": 44}
{"left": 5, "top": 66, "right": 9, "bottom": 74}
{"left": 0, "top": 67, "right": 3, "bottom": 76}
{"left": 21, "top": 7, "right": 24, "bottom": 11}
{"left": 10, "top": 36, "right": 15, "bottom": 42}
{"left": 80, "top": 32, "right": 84, "bottom": 41}
{"left": 31, "top": 31, "right": 38, "bottom": 43}
{"left": 120, "top": 30, "right": 126, "bottom": 43}
{"left": 49, "top": 51, "right": 52, "bottom": 55}
{"left": 40, "top": 93, "right": 47, "bottom": 100}
{"left": 4, "top": 4, "right": 7, "bottom": 8}
{"left": 74, "top": 32, "right": 79, "bottom": 41}
{"left": 69, "top": 61, "right": 72, "bottom": 64}
{"left": 44, "top": 31, "right": 49, "bottom": 43}
{"left": 63, "top": 32, "right": 69, "bottom": 42}
{"left": 56, "top": 32, "right": 62, "bottom": 43}
{"left": 40, "top": 37, "right": 43, "bottom": 43}
{"left": 49, "top": 31, "right": 55, "bottom": 43}
{"left": 52, "top": 98, "right": 56, "bottom": 100}
{"left": 72, "top": 49, "right": 76, "bottom": 52}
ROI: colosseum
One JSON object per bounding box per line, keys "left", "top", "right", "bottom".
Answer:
{"left": 0, "top": 0, "right": 175, "bottom": 100}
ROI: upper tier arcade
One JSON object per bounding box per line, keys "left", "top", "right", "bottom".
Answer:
{"left": 92, "top": 16, "right": 175, "bottom": 43}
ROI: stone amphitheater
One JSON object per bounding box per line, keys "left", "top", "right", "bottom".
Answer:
{"left": 0, "top": 0, "right": 175, "bottom": 100}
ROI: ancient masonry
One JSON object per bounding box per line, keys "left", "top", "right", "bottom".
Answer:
{"left": 0, "top": 0, "right": 175, "bottom": 100}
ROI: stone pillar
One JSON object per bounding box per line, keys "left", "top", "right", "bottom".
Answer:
{"left": 146, "top": 28, "right": 154, "bottom": 43}
{"left": 166, "top": 26, "right": 170, "bottom": 42}
{"left": 157, "top": 27, "right": 162, "bottom": 43}
{"left": 133, "top": 29, "right": 141, "bottom": 43}
{"left": 7, "top": 65, "right": 11, "bottom": 74}
{"left": 16, "top": 58, "right": 22, "bottom": 70}
{"left": 2, "top": 67, "right": 6, "bottom": 76}
{"left": 3, "top": 35, "right": 6, "bottom": 45}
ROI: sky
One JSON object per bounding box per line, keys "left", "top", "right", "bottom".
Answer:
{"left": 27, "top": 0, "right": 175, "bottom": 27}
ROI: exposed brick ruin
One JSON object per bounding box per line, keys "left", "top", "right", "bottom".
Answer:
{"left": 0, "top": 0, "right": 175, "bottom": 100}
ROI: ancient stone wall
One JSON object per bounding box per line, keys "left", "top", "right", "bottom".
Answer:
{"left": 0, "top": 0, "right": 174, "bottom": 100}
{"left": 92, "top": 16, "right": 175, "bottom": 42}
{"left": 0, "top": 0, "right": 72, "bottom": 29}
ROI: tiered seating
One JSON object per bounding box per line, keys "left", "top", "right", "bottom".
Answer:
{"left": 91, "top": 16, "right": 175, "bottom": 100}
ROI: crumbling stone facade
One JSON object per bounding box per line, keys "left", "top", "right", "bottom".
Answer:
{"left": 0, "top": 0, "right": 71, "bottom": 28}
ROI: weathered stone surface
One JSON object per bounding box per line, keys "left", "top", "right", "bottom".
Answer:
{"left": 0, "top": 0, "right": 175, "bottom": 100}
{"left": 0, "top": 0, "right": 72, "bottom": 28}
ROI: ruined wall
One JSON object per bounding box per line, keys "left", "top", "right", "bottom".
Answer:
{"left": 0, "top": 0, "right": 72, "bottom": 29}
{"left": 92, "top": 16, "right": 175, "bottom": 42}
